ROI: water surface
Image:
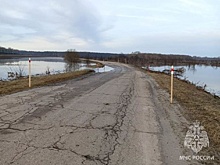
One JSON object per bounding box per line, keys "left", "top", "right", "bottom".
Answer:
{"left": 150, "top": 65, "right": 220, "bottom": 96}
{"left": 0, "top": 57, "right": 113, "bottom": 80}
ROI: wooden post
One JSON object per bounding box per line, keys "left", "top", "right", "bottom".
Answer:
{"left": 29, "top": 58, "right": 31, "bottom": 87}
{"left": 171, "top": 65, "right": 174, "bottom": 103}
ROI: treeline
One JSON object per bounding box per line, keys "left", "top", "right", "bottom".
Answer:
{"left": 127, "top": 53, "right": 220, "bottom": 67}
{"left": 0, "top": 47, "right": 120, "bottom": 59}
{"left": 87, "top": 52, "right": 220, "bottom": 67}
{"left": 1, "top": 46, "right": 220, "bottom": 66}
{"left": 90, "top": 53, "right": 220, "bottom": 67}
{"left": 128, "top": 53, "right": 195, "bottom": 66}
{"left": 0, "top": 47, "right": 65, "bottom": 58}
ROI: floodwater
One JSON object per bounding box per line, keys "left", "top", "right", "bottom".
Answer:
{"left": 0, "top": 57, "right": 114, "bottom": 80}
{"left": 150, "top": 65, "right": 220, "bottom": 96}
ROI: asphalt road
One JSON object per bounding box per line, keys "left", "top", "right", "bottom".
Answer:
{"left": 0, "top": 62, "right": 191, "bottom": 165}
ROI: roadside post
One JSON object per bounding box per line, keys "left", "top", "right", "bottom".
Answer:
{"left": 170, "top": 65, "right": 174, "bottom": 103}
{"left": 29, "top": 58, "right": 31, "bottom": 87}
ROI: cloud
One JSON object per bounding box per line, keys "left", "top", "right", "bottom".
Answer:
{"left": 0, "top": 0, "right": 107, "bottom": 48}
{"left": 0, "top": 0, "right": 219, "bottom": 56}
{"left": 178, "top": 0, "right": 213, "bottom": 15}
{"left": 101, "top": 31, "right": 220, "bottom": 56}
{"left": 179, "top": 0, "right": 208, "bottom": 9}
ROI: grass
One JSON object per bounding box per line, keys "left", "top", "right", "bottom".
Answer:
{"left": 79, "top": 59, "right": 105, "bottom": 68}
{"left": 0, "top": 70, "right": 94, "bottom": 95}
{"left": 87, "top": 61, "right": 105, "bottom": 68}
{"left": 147, "top": 71, "right": 220, "bottom": 164}
{"left": 93, "top": 62, "right": 105, "bottom": 68}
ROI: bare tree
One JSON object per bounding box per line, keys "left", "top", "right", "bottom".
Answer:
{"left": 64, "top": 50, "right": 79, "bottom": 64}
{"left": 17, "top": 64, "right": 25, "bottom": 77}
{"left": 64, "top": 50, "right": 80, "bottom": 71}
{"left": 85, "top": 53, "right": 90, "bottom": 66}
{"left": 46, "top": 66, "right": 50, "bottom": 75}
{"left": 9, "top": 63, "right": 25, "bottom": 78}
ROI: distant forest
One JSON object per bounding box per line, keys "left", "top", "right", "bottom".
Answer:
{"left": 0, "top": 46, "right": 220, "bottom": 67}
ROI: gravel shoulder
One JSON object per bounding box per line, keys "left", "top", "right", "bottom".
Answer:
{"left": 0, "top": 62, "right": 200, "bottom": 165}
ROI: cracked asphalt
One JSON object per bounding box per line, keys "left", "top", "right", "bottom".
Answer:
{"left": 0, "top": 62, "right": 188, "bottom": 165}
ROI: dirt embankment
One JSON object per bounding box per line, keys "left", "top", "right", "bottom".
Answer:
{"left": 0, "top": 59, "right": 104, "bottom": 96}
{"left": 147, "top": 71, "right": 220, "bottom": 164}
{"left": 0, "top": 70, "right": 94, "bottom": 95}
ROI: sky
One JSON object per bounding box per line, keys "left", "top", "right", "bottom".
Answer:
{"left": 0, "top": 0, "right": 220, "bottom": 57}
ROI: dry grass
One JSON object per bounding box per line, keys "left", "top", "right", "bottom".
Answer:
{"left": 96, "top": 62, "right": 105, "bottom": 68}
{"left": 80, "top": 59, "right": 105, "bottom": 68}
{"left": 147, "top": 71, "right": 220, "bottom": 163}
{"left": 0, "top": 70, "right": 94, "bottom": 95}
{"left": 88, "top": 61, "right": 105, "bottom": 68}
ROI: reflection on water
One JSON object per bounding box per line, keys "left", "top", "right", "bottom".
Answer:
{"left": 150, "top": 65, "right": 220, "bottom": 96}
{"left": 187, "top": 65, "right": 197, "bottom": 74}
{"left": 0, "top": 57, "right": 114, "bottom": 81}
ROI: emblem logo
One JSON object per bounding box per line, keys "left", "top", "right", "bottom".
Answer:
{"left": 184, "top": 121, "right": 209, "bottom": 154}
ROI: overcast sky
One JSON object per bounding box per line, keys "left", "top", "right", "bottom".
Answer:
{"left": 0, "top": 0, "right": 219, "bottom": 56}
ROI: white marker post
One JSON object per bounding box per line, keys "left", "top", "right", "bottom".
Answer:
{"left": 29, "top": 58, "right": 31, "bottom": 87}
{"left": 170, "top": 65, "right": 174, "bottom": 103}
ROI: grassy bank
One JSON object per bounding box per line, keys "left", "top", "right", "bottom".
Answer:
{"left": 87, "top": 62, "right": 105, "bottom": 68}
{"left": 147, "top": 71, "right": 220, "bottom": 163}
{"left": 94, "top": 61, "right": 105, "bottom": 68}
{"left": 80, "top": 59, "right": 105, "bottom": 68}
{"left": 0, "top": 70, "right": 94, "bottom": 95}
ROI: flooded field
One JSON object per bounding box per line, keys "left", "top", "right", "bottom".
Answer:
{"left": 149, "top": 65, "right": 220, "bottom": 96}
{"left": 0, "top": 57, "right": 113, "bottom": 80}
